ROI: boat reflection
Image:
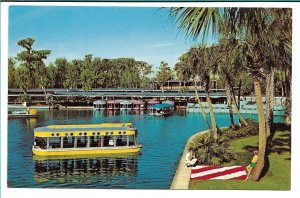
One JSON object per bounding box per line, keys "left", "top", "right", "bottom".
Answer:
{"left": 33, "top": 154, "right": 139, "bottom": 184}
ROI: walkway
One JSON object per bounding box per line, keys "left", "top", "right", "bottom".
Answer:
{"left": 170, "top": 130, "right": 209, "bottom": 189}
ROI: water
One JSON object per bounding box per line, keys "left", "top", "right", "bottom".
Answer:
{"left": 7, "top": 109, "right": 284, "bottom": 189}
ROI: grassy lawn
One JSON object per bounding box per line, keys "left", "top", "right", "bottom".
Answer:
{"left": 189, "top": 127, "right": 291, "bottom": 190}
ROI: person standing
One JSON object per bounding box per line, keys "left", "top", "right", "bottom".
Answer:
{"left": 246, "top": 150, "right": 258, "bottom": 180}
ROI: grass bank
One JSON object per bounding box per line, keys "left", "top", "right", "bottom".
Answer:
{"left": 189, "top": 126, "right": 291, "bottom": 190}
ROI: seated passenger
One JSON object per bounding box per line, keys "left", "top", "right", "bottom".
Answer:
{"left": 97, "top": 138, "right": 101, "bottom": 147}
{"left": 108, "top": 139, "right": 114, "bottom": 146}
{"left": 186, "top": 148, "right": 197, "bottom": 167}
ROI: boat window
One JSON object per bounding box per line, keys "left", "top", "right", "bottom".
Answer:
{"left": 90, "top": 135, "right": 102, "bottom": 147}
{"left": 128, "top": 135, "right": 135, "bottom": 146}
{"left": 34, "top": 137, "right": 47, "bottom": 149}
{"left": 49, "top": 137, "right": 61, "bottom": 149}
{"left": 103, "top": 135, "right": 113, "bottom": 147}
{"left": 77, "top": 136, "right": 88, "bottom": 148}
{"left": 116, "top": 135, "right": 127, "bottom": 146}
{"left": 63, "top": 136, "right": 75, "bottom": 148}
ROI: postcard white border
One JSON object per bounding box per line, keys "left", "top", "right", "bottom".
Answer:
{"left": 1, "top": 1, "right": 300, "bottom": 198}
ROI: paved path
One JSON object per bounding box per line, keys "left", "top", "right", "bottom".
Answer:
{"left": 170, "top": 130, "right": 210, "bottom": 190}
{"left": 170, "top": 146, "right": 191, "bottom": 189}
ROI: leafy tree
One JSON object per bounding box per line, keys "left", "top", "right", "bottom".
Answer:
{"left": 15, "top": 66, "right": 30, "bottom": 94}
{"left": 55, "top": 58, "right": 69, "bottom": 88}
{"left": 46, "top": 63, "right": 58, "bottom": 88}
{"left": 155, "top": 61, "right": 174, "bottom": 92}
{"left": 16, "top": 38, "right": 51, "bottom": 89}
{"left": 8, "top": 58, "right": 17, "bottom": 88}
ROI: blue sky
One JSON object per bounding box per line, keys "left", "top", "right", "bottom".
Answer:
{"left": 9, "top": 6, "right": 217, "bottom": 71}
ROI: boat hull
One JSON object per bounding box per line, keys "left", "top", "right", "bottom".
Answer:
{"left": 32, "top": 145, "right": 142, "bottom": 156}
{"left": 8, "top": 114, "right": 39, "bottom": 118}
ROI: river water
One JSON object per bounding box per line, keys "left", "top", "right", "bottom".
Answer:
{"left": 7, "top": 109, "right": 284, "bottom": 189}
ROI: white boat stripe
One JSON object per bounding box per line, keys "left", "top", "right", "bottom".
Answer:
{"left": 191, "top": 166, "right": 242, "bottom": 178}
{"left": 209, "top": 171, "right": 247, "bottom": 180}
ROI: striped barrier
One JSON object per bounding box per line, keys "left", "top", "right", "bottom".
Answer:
{"left": 191, "top": 165, "right": 247, "bottom": 180}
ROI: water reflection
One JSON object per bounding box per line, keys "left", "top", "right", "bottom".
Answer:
{"left": 33, "top": 155, "right": 138, "bottom": 185}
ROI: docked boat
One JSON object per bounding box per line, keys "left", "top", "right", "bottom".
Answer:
{"left": 32, "top": 123, "right": 142, "bottom": 156}
{"left": 106, "top": 100, "right": 120, "bottom": 111}
{"left": 119, "top": 100, "right": 133, "bottom": 111}
{"left": 8, "top": 108, "right": 39, "bottom": 118}
{"left": 93, "top": 100, "right": 106, "bottom": 110}
{"left": 132, "top": 100, "right": 145, "bottom": 110}
{"left": 146, "top": 100, "right": 160, "bottom": 109}
{"left": 149, "top": 103, "right": 174, "bottom": 116}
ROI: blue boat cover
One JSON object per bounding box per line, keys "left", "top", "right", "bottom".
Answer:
{"left": 149, "top": 103, "right": 174, "bottom": 109}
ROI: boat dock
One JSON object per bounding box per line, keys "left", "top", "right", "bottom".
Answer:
{"left": 8, "top": 88, "right": 286, "bottom": 115}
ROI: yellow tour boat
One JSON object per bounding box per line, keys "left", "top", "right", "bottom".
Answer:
{"left": 32, "top": 123, "right": 142, "bottom": 156}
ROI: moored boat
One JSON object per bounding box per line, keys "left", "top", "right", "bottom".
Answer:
{"left": 106, "top": 100, "right": 120, "bottom": 111}
{"left": 8, "top": 108, "right": 39, "bottom": 118}
{"left": 32, "top": 123, "right": 142, "bottom": 156}
{"left": 146, "top": 100, "right": 160, "bottom": 109}
{"left": 93, "top": 100, "right": 106, "bottom": 110}
{"left": 119, "top": 100, "right": 133, "bottom": 111}
{"left": 132, "top": 100, "right": 145, "bottom": 110}
{"left": 149, "top": 103, "right": 174, "bottom": 116}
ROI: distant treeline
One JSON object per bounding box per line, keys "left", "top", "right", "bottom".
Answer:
{"left": 8, "top": 38, "right": 157, "bottom": 93}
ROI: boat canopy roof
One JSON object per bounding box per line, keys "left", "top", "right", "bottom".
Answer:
{"left": 93, "top": 100, "right": 106, "bottom": 104}
{"left": 107, "top": 100, "right": 120, "bottom": 104}
{"left": 147, "top": 100, "right": 160, "bottom": 104}
{"left": 132, "top": 100, "right": 145, "bottom": 104}
{"left": 119, "top": 100, "right": 133, "bottom": 105}
{"left": 34, "top": 123, "right": 135, "bottom": 133}
{"left": 149, "top": 103, "right": 174, "bottom": 109}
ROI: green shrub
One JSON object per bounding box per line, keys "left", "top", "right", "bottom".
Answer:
{"left": 189, "top": 132, "right": 235, "bottom": 166}
{"left": 223, "top": 118, "right": 258, "bottom": 139}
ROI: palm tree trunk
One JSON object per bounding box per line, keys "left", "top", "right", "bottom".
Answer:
{"left": 193, "top": 79, "right": 211, "bottom": 131}
{"left": 205, "top": 77, "right": 218, "bottom": 139}
{"left": 225, "top": 78, "right": 235, "bottom": 128}
{"left": 251, "top": 75, "right": 267, "bottom": 181}
{"left": 238, "top": 78, "right": 242, "bottom": 110}
{"left": 266, "top": 68, "right": 274, "bottom": 145}
{"left": 285, "top": 71, "right": 292, "bottom": 125}
{"left": 228, "top": 78, "right": 248, "bottom": 126}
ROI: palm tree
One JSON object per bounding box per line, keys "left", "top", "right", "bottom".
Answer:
{"left": 262, "top": 9, "right": 292, "bottom": 141}
{"left": 189, "top": 45, "right": 219, "bottom": 139}
{"left": 217, "top": 39, "right": 248, "bottom": 127}
{"left": 170, "top": 7, "right": 291, "bottom": 181}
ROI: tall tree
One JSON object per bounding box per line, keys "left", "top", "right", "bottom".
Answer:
{"left": 8, "top": 58, "right": 17, "bottom": 88}
{"left": 170, "top": 7, "right": 291, "bottom": 181}
{"left": 217, "top": 39, "right": 248, "bottom": 127}
{"left": 55, "top": 58, "right": 69, "bottom": 88}
{"left": 155, "top": 61, "right": 174, "bottom": 92}
{"left": 16, "top": 38, "right": 51, "bottom": 89}
{"left": 175, "top": 52, "right": 212, "bottom": 131}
